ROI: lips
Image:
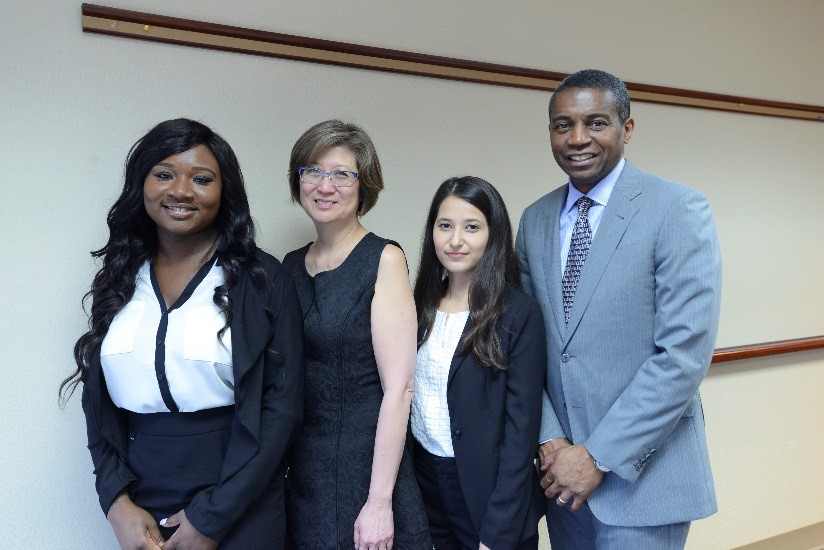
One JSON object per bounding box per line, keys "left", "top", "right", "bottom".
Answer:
{"left": 568, "top": 153, "right": 595, "bottom": 162}
{"left": 446, "top": 252, "right": 468, "bottom": 259}
{"left": 314, "top": 199, "right": 336, "bottom": 209}
{"left": 162, "top": 204, "right": 197, "bottom": 218}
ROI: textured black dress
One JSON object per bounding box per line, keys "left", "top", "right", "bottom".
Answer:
{"left": 283, "top": 233, "right": 431, "bottom": 549}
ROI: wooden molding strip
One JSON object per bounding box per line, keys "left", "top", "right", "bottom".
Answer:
{"left": 712, "top": 335, "right": 824, "bottom": 364}
{"left": 81, "top": 4, "right": 824, "bottom": 123}
{"left": 80, "top": 4, "right": 824, "bottom": 365}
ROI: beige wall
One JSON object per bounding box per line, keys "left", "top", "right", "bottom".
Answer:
{"left": 2, "top": 1, "right": 823, "bottom": 548}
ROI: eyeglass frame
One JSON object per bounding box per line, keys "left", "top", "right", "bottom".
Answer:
{"left": 297, "top": 166, "right": 359, "bottom": 188}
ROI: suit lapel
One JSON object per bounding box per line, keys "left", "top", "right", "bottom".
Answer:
{"left": 563, "top": 163, "right": 643, "bottom": 344}
{"left": 542, "top": 191, "right": 568, "bottom": 340}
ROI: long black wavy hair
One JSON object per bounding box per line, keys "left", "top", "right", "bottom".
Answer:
{"left": 413, "top": 176, "right": 521, "bottom": 372}
{"left": 60, "top": 118, "right": 265, "bottom": 402}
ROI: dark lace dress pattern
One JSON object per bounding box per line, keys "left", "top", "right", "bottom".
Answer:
{"left": 283, "top": 233, "right": 431, "bottom": 549}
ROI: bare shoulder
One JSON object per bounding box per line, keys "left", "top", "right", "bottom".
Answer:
{"left": 377, "top": 242, "right": 408, "bottom": 278}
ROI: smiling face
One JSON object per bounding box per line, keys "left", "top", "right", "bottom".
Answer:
{"left": 298, "top": 145, "right": 360, "bottom": 226}
{"left": 143, "top": 144, "right": 222, "bottom": 243}
{"left": 433, "top": 195, "right": 490, "bottom": 281}
{"left": 549, "top": 87, "right": 634, "bottom": 194}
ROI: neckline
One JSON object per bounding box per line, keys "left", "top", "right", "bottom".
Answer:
{"left": 436, "top": 309, "right": 470, "bottom": 315}
{"left": 149, "top": 253, "right": 219, "bottom": 313}
{"left": 302, "top": 231, "right": 374, "bottom": 279}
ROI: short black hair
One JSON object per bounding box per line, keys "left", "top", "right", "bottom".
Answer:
{"left": 549, "top": 69, "right": 630, "bottom": 123}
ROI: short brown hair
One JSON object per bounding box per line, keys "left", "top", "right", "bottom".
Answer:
{"left": 288, "top": 120, "right": 384, "bottom": 215}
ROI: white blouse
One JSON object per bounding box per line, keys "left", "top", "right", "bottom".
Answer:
{"left": 411, "top": 310, "right": 469, "bottom": 458}
{"left": 100, "top": 259, "right": 234, "bottom": 413}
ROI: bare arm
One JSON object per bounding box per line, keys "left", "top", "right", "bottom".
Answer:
{"left": 354, "top": 244, "right": 417, "bottom": 549}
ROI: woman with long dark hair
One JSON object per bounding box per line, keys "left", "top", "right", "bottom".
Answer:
{"left": 412, "top": 176, "right": 546, "bottom": 550}
{"left": 61, "top": 118, "right": 303, "bottom": 549}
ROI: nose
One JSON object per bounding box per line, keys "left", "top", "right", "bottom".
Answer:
{"left": 449, "top": 229, "right": 463, "bottom": 247}
{"left": 168, "top": 176, "right": 194, "bottom": 199}
{"left": 570, "top": 123, "right": 591, "bottom": 145}
{"left": 316, "top": 174, "right": 336, "bottom": 193}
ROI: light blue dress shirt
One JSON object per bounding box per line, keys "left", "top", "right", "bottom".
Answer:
{"left": 559, "top": 158, "right": 625, "bottom": 276}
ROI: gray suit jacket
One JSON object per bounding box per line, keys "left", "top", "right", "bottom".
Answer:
{"left": 516, "top": 161, "right": 721, "bottom": 527}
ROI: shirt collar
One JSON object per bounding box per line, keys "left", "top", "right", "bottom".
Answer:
{"left": 563, "top": 158, "right": 625, "bottom": 214}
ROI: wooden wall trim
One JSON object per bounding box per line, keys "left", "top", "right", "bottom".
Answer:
{"left": 80, "top": 3, "right": 824, "bottom": 123}
{"left": 712, "top": 335, "right": 824, "bottom": 364}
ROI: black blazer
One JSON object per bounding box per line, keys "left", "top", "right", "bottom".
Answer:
{"left": 417, "top": 287, "right": 546, "bottom": 550}
{"left": 81, "top": 250, "right": 304, "bottom": 542}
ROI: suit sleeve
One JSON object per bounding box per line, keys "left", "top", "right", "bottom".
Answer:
{"left": 81, "top": 382, "right": 137, "bottom": 515}
{"left": 516, "top": 212, "right": 566, "bottom": 443}
{"left": 185, "top": 272, "right": 305, "bottom": 541}
{"left": 585, "top": 188, "right": 721, "bottom": 482}
{"left": 478, "top": 297, "right": 546, "bottom": 549}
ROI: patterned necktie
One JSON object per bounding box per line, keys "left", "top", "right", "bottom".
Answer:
{"left": 562, "top": 197, "right": 593, "bottom": 324}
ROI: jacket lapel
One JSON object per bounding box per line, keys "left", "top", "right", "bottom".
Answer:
{"left": 542, "top": 191, "right": 568, "bottom": 340}
{"left": 563, "top": 163, "right": 643, "bottom": 345}
{"left": 447, "top": 316, "right": 472, "bottom": 387}
{"left": 229, "top": 274, "right": 274, "bottom": 388}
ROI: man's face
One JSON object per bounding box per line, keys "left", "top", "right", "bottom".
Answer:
{"left": 549, "top": 87, "right": 634, "bottom": 194}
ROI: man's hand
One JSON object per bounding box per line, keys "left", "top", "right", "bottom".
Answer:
{"left": 541, "top": 444, "right": 604, "bottom": 512}
{"left": 538, "top": 438, "right": 571, "bottom": 489}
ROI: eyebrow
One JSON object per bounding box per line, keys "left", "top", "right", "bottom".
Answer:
{"left": 553, "top": 112, "right": 613, "bottom": 121}
{"left": 156, "top": 161, "right": 218, "bottom": 177}
{"left": 436, "top": 217, "right": 484, "bottom": 224}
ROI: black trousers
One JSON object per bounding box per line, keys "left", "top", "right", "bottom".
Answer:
{"left": 413, "top": 439, "right": 540, "bottom": 550}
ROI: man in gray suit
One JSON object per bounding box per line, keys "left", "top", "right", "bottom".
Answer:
{"left": 516, "top": 69, "right": 721, "bottom": 549}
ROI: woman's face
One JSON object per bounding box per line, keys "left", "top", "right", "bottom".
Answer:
{"left": 432, "top": 195, "right": 489, "bottom": 278}
{"left": 143, "top": 144, "right": 222, "bottom": 242}
{"left": 298, "top": 145, "right": 360, "bottom": 226}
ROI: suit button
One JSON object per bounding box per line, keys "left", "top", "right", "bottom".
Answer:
{"left": 157, "top": 373, "right": 164, "bottom": 381}
{"left": 561, "top": 353, "right": 570, "bottom": 363}
{"left": 452, "top": 429, "right": 462, "bottom": 439}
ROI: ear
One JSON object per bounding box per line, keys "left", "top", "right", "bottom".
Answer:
{"left": 622, "top": 117, "right": 635, "bottom": 144}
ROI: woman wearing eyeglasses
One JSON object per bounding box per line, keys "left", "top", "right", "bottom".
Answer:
{"left": 282, "top": 120, "right": 430, "bottom": 550}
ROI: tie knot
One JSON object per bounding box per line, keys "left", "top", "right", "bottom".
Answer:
{"left": 577, "top": 196, "right": 592, "bottom": 216}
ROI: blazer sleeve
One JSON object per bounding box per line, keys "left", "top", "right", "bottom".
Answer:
{"left": 516, "top": 211, "right": 566, "bottom": 443}
{"left": 585, "top": 187, "right": 722, "bottom": 481}
{"left": 479, "top": 296, "right": 546, "bottom": 549}
{"left": 185, "top": 269, "right": 305, "bottom": 541}
{"left": 81, "top": 381, "right": 137, "bottom": 515}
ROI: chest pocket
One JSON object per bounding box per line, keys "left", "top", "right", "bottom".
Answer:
{"left": 101, "top": 301, "right": 146, "bottom": 356}
{"left": 183, "top": 306, "right": 233, "bottom": 366}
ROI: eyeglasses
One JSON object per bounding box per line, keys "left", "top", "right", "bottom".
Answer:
{"left": 297, "top": 166, "right": 359, "bottom": 187}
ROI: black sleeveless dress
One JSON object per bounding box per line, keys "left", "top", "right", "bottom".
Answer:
{"left": 282, "top": 233, "right": 430, "bottom": 549}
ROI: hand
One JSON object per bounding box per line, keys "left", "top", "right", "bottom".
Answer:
{"left": 354, "top": 497, "right": 394, "bottom": 550}
{"left": 107, "top": 493, "right": 164, "bottom": 550}
{"left": 537, "top": 438, "right": 571, "bottom": 488}
{"left": 160, "top": 510, "right": 217, "bottom": 550}
{"left": 541, "top": 444, "right": 604, "bottom": 512}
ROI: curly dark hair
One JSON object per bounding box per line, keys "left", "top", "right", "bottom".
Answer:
{"left": 413, "top": 176, "right": 521, "bottom": 372}
{"left": 60, "top": 118, "right": 265, "bottom": 403}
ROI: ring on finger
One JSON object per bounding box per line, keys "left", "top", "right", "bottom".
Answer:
{"left": 557, "top": 496, "right": 568, "bottom": 504}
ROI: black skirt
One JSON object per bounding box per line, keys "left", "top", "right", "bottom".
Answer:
{"left": 127, "top": 406, "right": 286, "bottom": 549}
